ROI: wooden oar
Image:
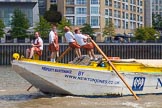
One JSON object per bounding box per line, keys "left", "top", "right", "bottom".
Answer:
{"left": 27, "top": 85, "right": 33, "bottom": 91}
{"left": 90, "top": 39, "right": 139, "bottom": 100}
{"left": 56, "top": 46, "right": 71, "bottom": 62}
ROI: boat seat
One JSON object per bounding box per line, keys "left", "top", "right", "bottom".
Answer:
{"left": 77, "top": 56, "right": 91, "bottom": 65}
{"left": 69, "top": 55, "right": 90, "bottom": 65}
{"left": 70, "top": 55, "right": 103, "bottom": 66}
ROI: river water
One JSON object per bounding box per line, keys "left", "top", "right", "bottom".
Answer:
{"left": 0, "top": 66, "right": 162, "bottom": 108}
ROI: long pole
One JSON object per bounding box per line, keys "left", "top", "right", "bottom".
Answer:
{"left": 90, "top": 39, "right": 139, "bottom": 100}
{"left": 27, "top": 85, "right": 33, "bottom": 91}
{"left": 56, "top": 46, "right": 71, "bottom": 62}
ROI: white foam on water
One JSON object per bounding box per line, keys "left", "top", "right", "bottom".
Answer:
{"left": 0, "top": 90, "right": 6, "bottom": 92}
{"left": 144, "top": 102, "right": 157, "bottom": 107}
{"left": 51, "top": 97, "right": 61, "bottom": 99}
{"left": 51, "top": 96, "right": 83, "bottom": 99}
{"left": 65, "top": 96, "right": 83, "bottom": 98}
{"left": 122, "top": 102, "right": 143, "bottom": 108}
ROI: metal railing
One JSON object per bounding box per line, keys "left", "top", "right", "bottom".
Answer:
{"left": 0, "top": 43, "right": 162, "bottom": 65}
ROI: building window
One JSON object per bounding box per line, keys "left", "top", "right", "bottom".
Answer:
{"left": 109, "top": 9, "right": 112, "bottom": 16}
{"left": 130, "top": 22, "right": 133, "bottom": 29}
{"left": 23, "top": 9, "right": 33, "bottom": 26}
{"left": 76, "top": 0, "right": 87, "bottom": 5}
{"left": 114, "top": 10, "right": 120, "bottom": 18}
{"left": 137, "top": 23, "right": 140, "bottom": 28}
{"left": 91, "top": 7, "right": 99, "bottom": 14}
{"left": 1, "top": 8, "right": 33, "bottom": 27}
{"left": 109, "top": 0, "right": 112, "bottom": 6}
{"left": 133, "top": 14, "right": 136, "bottom": 20}
{"left": 114, "top": 10, "right": 117, "bottom": 17}
{"left": 126, "top": 22, "right": 128, "bottom": 29}
{"left": 122, "top": 3, "right": 125, "bottom": 10}
{"left": 66, "top": 0, "right": 74, "bottom": 5}
{"left": 105, "top": 18, "right": 109, "bottom": 25}
{"left": 105, "top": 9, "right": 109, "bottom": 15}
{"left": 126, "top": 4, "right": 128, "bottom": 10}
{"left": 114, "top": 1, "right": 117, "bottom": 8}
{"left": 140, "top": 16, "right": 143, "bottom": 21}
{"left": 122, "top": 20, "right": 125, "bottom": 29}
{"left": 114, "top": 19, "right": 117, "bottom": 28}
{"left": 114, "top": 19, "right": 120, "bottom": 28}
{"left": 122, "top": 12, "right": 125, "bottom": 19}
{"left": 105, "top": 0, "right": 112, "bottom": 6}
{"left": 140, "top": 0, "right": 142, "bottom": 6}
{"left": 130, "top": 13, "right": 133, "bottom": 20}
{"left": 118, "top": 20, "right": 121, "bottom": 28}
{"left": 118, "top": 11, "right": 120, "bottom": 18}
{"left": 50, "top": 0, "right": 57, "bottom": 3}
{"left": 137, "top": 15, "right": 140, "bottom": 21}
{"left": 66, "top": 7, "right": 74, "bottom": 14}
{"left": 160, "top": 0, "right": 162, "bottom": 4}
{"left": 114, "top": 1, "right": 120, "bottom": 9}
{"left": 76, "top": 7, "right": 87, "bottom": 14}
{"left": 130, "top": 5, "right": 133, "bottom": 11}
{"left": 123, "top": 0, "right": 128, "bottom": 2}
{"left": 133, "top": 22, "right": 136, "bottom": 29}
{"left": 131, "top": 0, "right": 136, "bottom": 4}
{"left": 126, "top": 13, "right": 129, "bottom": 19}
{"left": 91, "top": 0, "right": 99, "bottom": 4}
{"left": 137, "top": 0, "right": 140, "bottom": 5}
{"left": 66, "top": 16, "right": 74, "bottom": 25}
{"left": 137, "top": 7, "right": 140, "bottom": 13}
{"left": 91, "top": 16, "right": 99, "bottom": 26}
{"left": 38, "top": 0, "right": 45, "bottom": 7}
{"left": 140, "top": 8, "right": 143, "bottom": 14}
{"left": 76, "top": 17, "right": 86, "bottom": 25}
{"left": 133, "top": 6, "right": 136, "bottom": 12}
{"left": 105, "top": 0, "right": 108, "bottom": 5}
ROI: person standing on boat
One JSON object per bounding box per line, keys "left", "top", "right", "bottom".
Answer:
{"left": 64, "top": 26, "right": 81, "bottom": 59}
{"left": 74, "top": 28, "right": 96, "bottom": 60}
{"left": 26, "top": 32, "right": 43, "bottom": 59}
{"left": 48, "top": 25, "right": 59, "bottom": 62}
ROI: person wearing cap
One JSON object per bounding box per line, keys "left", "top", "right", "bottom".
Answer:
{"left": 64, "top": 26, "right": 81, "bottom": 59}
{"left": 74, "top": 28, "right": 96, "bottom": 60}
{"left": 48, "top": 25, "right": 59, "bottom": 62}
{"left": 26, "top": 31, "right": 43, "bottom": 59}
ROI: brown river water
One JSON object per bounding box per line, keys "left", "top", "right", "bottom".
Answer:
{"left": 0, "top": 66, "right": 162, "bottom": 108}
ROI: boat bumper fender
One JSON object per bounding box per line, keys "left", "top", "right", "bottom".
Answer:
{"left": 13, "top": 53, "right": 20, "bottom": 60}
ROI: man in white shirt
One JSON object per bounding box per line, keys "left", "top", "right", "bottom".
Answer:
{"left": 26, "top": 32, "right": 43, "bottom": 59}
{"left": 74, "top": 28, "right": 96, "bottom": 60}
{"left": 64, "top": 26, "right": 81, "bottom": 59}
{"left": 48, "top": 25, "right": 59, "bottom": 62}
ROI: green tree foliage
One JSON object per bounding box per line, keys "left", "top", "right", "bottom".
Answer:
{"left": 34, "top": 16, "right": 51, "bottom": 39}
{"left": 57, "top": 18, "right": 71, "bottom": 37}
{"left": 49, "top": 4, "right": 57, "bottom": 11}
{"left": 0, "top": 19, "right": 5, "bottom": 38}
{"left": 134, "top": 27, "right": 160, "bottom": 41}
{"left": 103, "top": 20, "right": 116, "bottom": 37}
{"left": 145, "top": 27, "right": 160, "bottom": 40}
{"left": 44, "top": 4, "right": 62, "bottom": 24}
{"left": 11, "top": 9, "right": 29, "bottom": 39}
{"left": 80, "top": 23, "right": 95, "bottom": 37}
{"left": 134, "top": 27, "right": 148, "bottom": 41}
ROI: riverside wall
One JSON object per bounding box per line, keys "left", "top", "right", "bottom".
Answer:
{"left": 1, "top": 43, "right": 162, "bottom": 65}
